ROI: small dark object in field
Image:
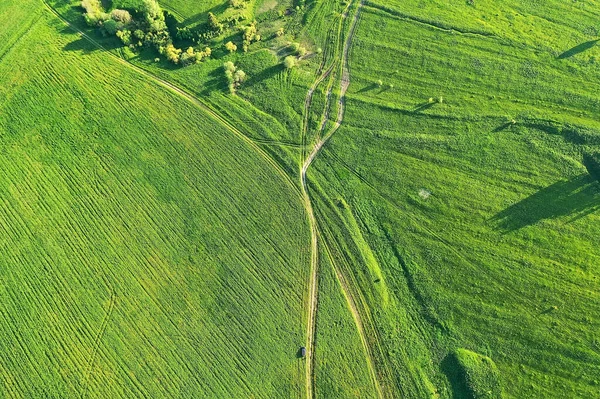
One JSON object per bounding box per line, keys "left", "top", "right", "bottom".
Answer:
{"left": 299, "top": 346, "right": 307, "bottom": 358}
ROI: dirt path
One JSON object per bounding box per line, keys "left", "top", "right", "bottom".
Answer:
{"left": 42, "top": 1, "right": 384, "bottom": 397}
{"left": 300, "top": 1, "right": 391, "bottom": 399}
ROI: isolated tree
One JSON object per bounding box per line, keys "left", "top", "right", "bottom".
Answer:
{"left": 225, "top": 41, "right": 237, "bottom": 53}
{"left": 234, "top": 69, "right": 247, "bottom": 84}
{"left": 284, "top": 55, "right": 296, "bottom": 69}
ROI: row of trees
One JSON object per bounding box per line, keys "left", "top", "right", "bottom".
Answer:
{"left": 81, "top": 0, "right": 209, "bottom": 66}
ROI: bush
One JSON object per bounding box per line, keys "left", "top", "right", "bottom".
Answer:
{"left": 284, "top": 55, "right": 296, "bottom": 69}
{"left": 225, "top": 41, "right": 237, "bottom": 53}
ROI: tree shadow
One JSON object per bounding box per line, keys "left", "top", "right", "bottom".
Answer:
{"left": 357, "top": 82, "right": 378, "bottom": 93}
{"left": 377, "top": 85, "right": 391, "bottom": 95}
{"left": 558, "top": 40, "right": 599, "bottom": 59}
{"left": 412, "top": 101, "right": 436, "bottom": 113}
{"left": 243, "top": 64, "right": 284, "bottom": 87}
{"left": 181, "top": 3, "right": 230, "bottom": 27}
{"left": 491, "top": 174, "right": 600, "bottom": 232}
{"left": 199, "top": 67, "right": 228, "bottom": 95}
{"left": 63, "top": 37, "right": 100, "bottom": 54}
{"left": 441, "top": 353, "right": 472, "bottom": 399}
{"left": 492, "top": 121, "right": 515, "bottom": 132}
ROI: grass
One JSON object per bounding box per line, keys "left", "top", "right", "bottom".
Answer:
{"left": 307, "top": 2, "right": 600, "bottom": 398}
{"left": 313, "top": 240, "right": 378, "bottom": 398}
{"left": 0, "top": 3, "right": 310, "bottom": 397}
{"left": 2, "top": 0, "right": 600, "bottom": 397}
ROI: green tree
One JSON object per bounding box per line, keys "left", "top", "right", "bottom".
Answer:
{"left": 284, "top": 56, "right": 296, "bottom": 69}
{"left": 225, "top": 41, "right": 237, "bottom": 53}
{"left": 103, "top": 19, "right": 118, "bottom": 35}
{"left": 208, "top": 12, "right": 224, "bottom": 32}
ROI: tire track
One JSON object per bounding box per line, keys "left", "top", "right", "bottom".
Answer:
{"left": 301, "top": 1, "right": 394, "bottom": 398}
{"left": 80, "top": 288, "right": 116, "bottom": 399}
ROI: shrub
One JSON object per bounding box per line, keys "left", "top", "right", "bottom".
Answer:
{"left": 284, "top": 56, "right": 296, "bottom": 69}
{"left": 225, "top": 41, "right": 237, "bottom": 53}
{"left": 111, "top": 9, "right": 131, "bottom": 24}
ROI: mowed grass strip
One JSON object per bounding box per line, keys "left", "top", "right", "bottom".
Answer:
{"left": 0, "top": 9, "right": 310, "bottom": 398}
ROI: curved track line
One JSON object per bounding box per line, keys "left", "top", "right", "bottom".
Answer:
{"left": 41, "top": 0, "right": 301, "bottom": 200}
{"left": 301, "top": 1, "right": 393, "bottom": 398}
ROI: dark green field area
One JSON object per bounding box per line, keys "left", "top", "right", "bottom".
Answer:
{"left": 1, "top": 0, "right": 600, "bottom": 397}
{"left": 308, "top": 2, "right": 600, "bottom": 398}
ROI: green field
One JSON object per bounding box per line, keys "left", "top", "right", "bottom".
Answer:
{"left": 1, "top": 0, "right": 599, "bottom": 397}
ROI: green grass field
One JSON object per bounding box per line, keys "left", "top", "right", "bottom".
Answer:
{"left": 1, "top": 0, "right": 599, "bottom": 397}
{"left": 0, "top": 1, "right": 310, "bottom": 397}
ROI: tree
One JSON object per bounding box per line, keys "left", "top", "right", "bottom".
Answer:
{"left": 223, "top": 62, "right": 247, "bottom": 94}
{"left": 284, "top": 56, "right": 296, "bottom": 69}
{"left": 208, "top": 12, "right": 224, "bottom": 32}
{"left": 242, "top": 22, "right": 257, "bottom": 52}
{"left": 225, "top": 41, "right": 237, "bottom": 53}
{"left": 163, "top": 44, "right": 181, "bottom": 64}
{"left": 180, "top": 47, "right": 197, "bottom": 66}
{"left": 141, "top": 0, "right": 162, "bottom": 21}
{"left": 82, "top": 0, "right": 108, "bottom": 26}
{"left": 141, "top": 0, "right": 166, "bottom": 32}
{"left": 103, "top": 19, "right": 119, "bottom": 35}
{"left": 111, "top": 9, "right": 131, "bottom": 24}
{"left": 116, "top": 29, "right": 131, "bottom": 45}
{"left": 224, "top": 61, "right": 236, "bottom": 73}
{"left": 234, "top": 69, "right": 247, "bottom": 84}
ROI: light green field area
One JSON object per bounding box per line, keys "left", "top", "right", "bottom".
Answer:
{"left": 0, "top": 1, "right": 309, "bottom": 397}
{"left": 2, "top": 0, "right": 600, "bottom": 397}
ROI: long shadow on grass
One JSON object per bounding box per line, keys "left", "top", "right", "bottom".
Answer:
{"left": 440, "top": 354, "right": 472, "bottom": 399}
{"left": 357, "top": 83, "right": 378, "bottom": 93}
{"left": 412, "top": 101, "right": 436, "bottom": 113}
{"left": 558, "top": 40, "right": 599, "bottom": 59}
{"left": 492, "top": 174, "right": 600, "bottom": 231}
{"left": 243, "top": 64, "right": 284, "bottom": 87}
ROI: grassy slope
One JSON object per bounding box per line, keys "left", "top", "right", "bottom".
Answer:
{"left": 309, "top": 2, "right": 600, "bottom": 398}
{"left": 0, "top": 4, "right": 310, "bottom": 398}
